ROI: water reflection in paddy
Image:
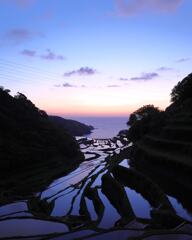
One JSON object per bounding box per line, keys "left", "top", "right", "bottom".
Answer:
{"left": 0, "top": 137, "right": 192, "bottom": 239}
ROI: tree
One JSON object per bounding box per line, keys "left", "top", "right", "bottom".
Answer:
{"left": 14, "top": 92, "right": 27, "bottom": 100}
{"left": 0, "top": 87, "right": 83, "bottom": 171}
{"left": 171, "top": 73, "right": 192, "bottom": 103}
{"left": 127, "top": 105, "right": 164, "bottom": 142}
{"left": 0, "top": 86, "right": 10, "bottom": 94}
{"left": 127, "top": 105, "right": 160, "bottom": 126}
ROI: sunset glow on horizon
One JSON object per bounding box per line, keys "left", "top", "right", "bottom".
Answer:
{"left": 0, "top": 0, "right": 191, "bottom": 117}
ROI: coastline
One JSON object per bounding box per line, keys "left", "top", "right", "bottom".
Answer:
{"left": 72, "top": 116, "right": 129, "bottom": 138}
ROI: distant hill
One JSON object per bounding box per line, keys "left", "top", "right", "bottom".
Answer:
{"left": 0, "top": 87, "right": 83, "bottom": 172}
{"left": 49, "top": 116, "right": 94, "bottom": 136}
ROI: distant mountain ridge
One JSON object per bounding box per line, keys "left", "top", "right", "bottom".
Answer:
{"left": 49, "top": 116, "right": 94, "bottom": 136}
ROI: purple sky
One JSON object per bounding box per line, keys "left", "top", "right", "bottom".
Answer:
{"left": 0, "top": 0, "right": 191, "bottom": 116}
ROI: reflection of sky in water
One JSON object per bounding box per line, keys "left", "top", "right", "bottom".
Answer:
{"left": 98, "top": 189, "right": 120, "bottom": 228}
{"left": 125, "top": 187, "right": 151, "bottom": 218}
{"left": 84, "top": 153, "right": 96, "bottom": 159}
{"left": 42, "top": 158, "right": 105, "bottom": 200}
{"left": 92, "top": 170, "right": 107, "bottom": 188}
{"left": 119, "top": 159, "right": 130, "bottom": 168}
{"left": 0, "top": 202, "right": 27, "bottom": 216}
{"left": 168, "top": 196, "right": 192, "bottom": 221}
{"left": 86, "top": 198, "right": 98, "bottom": 220}
{"left": 52, "top": 190, "right": 78, "bottom": 216}
{"left": 1, "top": 138, "right": 192, "bottom": 238}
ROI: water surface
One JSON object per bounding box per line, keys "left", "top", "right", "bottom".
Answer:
{"left": 71, "top": 117, "right": 129, "bottom": 138}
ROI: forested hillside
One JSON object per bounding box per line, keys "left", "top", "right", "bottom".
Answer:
{"left": 0, "top": 87, "right": 83, "bottom": 172}
{"left": 49, "top": 116, "right": 94, "bottom": 136}
{"left": 127, "top": 73, "right": 192, "bottom": 171}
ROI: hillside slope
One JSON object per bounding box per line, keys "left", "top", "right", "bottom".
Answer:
{"left": 129, "top": 74, "right": 192, "bottom": 170}
{"left": 49, "top": 116, "right": 94, "bottom": 136}
{"left": 0, "top": 88, "right": 83, "bottom": 172}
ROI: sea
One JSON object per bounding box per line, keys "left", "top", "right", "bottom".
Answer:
{"left": 71, "top": 116, "right": 129, "bottom": 138}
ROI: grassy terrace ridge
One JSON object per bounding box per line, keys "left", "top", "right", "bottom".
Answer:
{"left": 167, "top": 114, "right": 192, "bottom": 119}
{"left": 142, "top": 136, "right": 192, "bottom": 157}
{"left": 144, "top": 134, "right": 192, "bottom": 149}
{"left": 166, "top": 118, "right": 192, "bottom": 125}
{"left": 161, "top": 127, "right": 192, "bottom": 142}
{"left": 127, "top": 74, "right": 192, "bottom": 171}
{"left": 163, "top": 126, "right": 192, "bottom": 131}
{"left": 135, "top": 140, "right": 192, "bottom": 168}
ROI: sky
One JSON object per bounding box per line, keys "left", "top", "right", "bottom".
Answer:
{"left": 0, "top": 0, "right": 191, "bottom": 117}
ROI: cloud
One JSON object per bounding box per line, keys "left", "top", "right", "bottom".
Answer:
{"left": 64, "top": 67, "right": 97, "bottom": 77}
{"left": 62, "top": 83, "right": 76, "bottom": 87}
{"left": 157, "top": 66, "right": 173, "bottom": 71}
{"left": 54, "top": 83, "right": 87, "bottom": 88}
{"left": 176, "top": 57, "right": 191, "bottom": 63}
{"left": 130, "top": 72, "right": 159, "bottom": 81}
{"left": 20, "top": 49, "right": 36, "bottom": 57}
{"left": 119, "top": 72, "right": 159, "bottom": 82}
{"left": 115, "top": 0, "right": 183, "bottom": 16}
{"left": 119, "top": 77, "right": 129, "bottom": 81}
{"left": 107, "top": 84, "right": 120, "bottom": 87}
{"left": 3, "top": 28, "right": 43, "bottom": 45}
{"left": 54, "top": 83, "right": 76, "bottom": 88}
{"left": 20, "top": 48, "right": 65, "bottom": 61}
{"left": 0, "top": 0, "right": 37, "bottom": 8}
{"left": 40, "top": 49, "right": 65, "bottom": 61}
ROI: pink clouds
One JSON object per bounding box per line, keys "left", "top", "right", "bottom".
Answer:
{"left": 115, "top": 0, "right": 183, "bottom": 16}
{"left": 119, "top": 72, "right": 159, "bottom": 82}
{"left": 40, "top": 49, "right": 65, "bottom": 61}
{"left": 176, "top": 57, "right": 191, "bottom": 63}
{"left": 3, "top": 28, "right": 43, "bottom": 45}
{"left": 64, "top": 67, "right": 97, "bottom": 77}
{"left": 130, "top": 72, "right": 159, "bottom": 81}
{"left": 107, "top": 84, "right": 120, "bottom": 87}
{"left": 20, "top": 49, "right": 65, "bottom": 61}
{"left": 157, "top": 66, "right": 174, "bottom": 71}
{"left": 21, "top": 49, "right": 36, "bottom": 57}
{"left": 54, "top": 83, "right": 86, "bottom": 88}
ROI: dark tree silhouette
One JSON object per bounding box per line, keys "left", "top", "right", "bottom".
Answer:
{"left": 127, "top": 105, "right": 161, "bottom": 126}
{"left": 0, "top": 87, "right": 83, "bottom": 172}
{"left": 171, "top": 73, "right": 192, "bottom": 103}
{"left": 0, "top": 86, "right": 10, "bottom": 93}
{"left": 127, "top": 105, "right": 164, "bottom": 142}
